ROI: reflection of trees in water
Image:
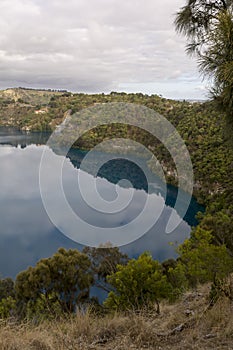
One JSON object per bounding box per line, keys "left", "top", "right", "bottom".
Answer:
{"left": 0, "top": 128, "right": 51, "bottom": 148}
{"left": 67, "top": 149, "right": 204, "bottom": 227}
{"left": 67, "top": 149, "right": 149, "bottom": 191}
{"left": 0, "top": 130, "right": 203, "bottom": 228}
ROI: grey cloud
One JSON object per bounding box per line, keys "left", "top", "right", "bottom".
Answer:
{"left": 0, "top": 0, "right": 205, "bottom": 97}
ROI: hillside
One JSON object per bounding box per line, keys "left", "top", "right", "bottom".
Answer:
{"left": 1, "top": 282, "right": 233, "bottom": 349}
{"left": 0, "top": 87, "right": 66, "bottom": 105}
{"left": 0, "top": 88, "right": 232, "bottom": 204}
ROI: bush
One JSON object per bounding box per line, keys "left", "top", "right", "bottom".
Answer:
{"left": 104, "top": 252, "right": 172, "bottom": 313}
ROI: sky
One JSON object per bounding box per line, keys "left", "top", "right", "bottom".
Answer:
{"left": 0, "top": 0, "right": 209, "bottom": 100}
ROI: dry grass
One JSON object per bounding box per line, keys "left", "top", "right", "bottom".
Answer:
{"left": 0, "top": 283, "right": 233, "bottom": 350}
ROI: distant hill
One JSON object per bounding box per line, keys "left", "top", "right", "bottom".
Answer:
{"left": 0, "top": 87, "right": 66, "bottom": 106}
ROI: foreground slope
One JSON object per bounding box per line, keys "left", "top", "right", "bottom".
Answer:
{"left": 0, "top": 283, "right": 233, "bottom": 350}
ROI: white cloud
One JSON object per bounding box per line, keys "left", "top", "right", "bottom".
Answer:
{"left": 0, "top": 0, "right": 207, "bottom": 98}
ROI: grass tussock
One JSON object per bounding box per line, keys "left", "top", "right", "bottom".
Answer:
{"left": 0, "top": 283, "right": 233, "bottom": 349}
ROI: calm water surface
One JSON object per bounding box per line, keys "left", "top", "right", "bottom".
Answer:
{"left": 0, "top": 129, "right": 203, "bottom": 278}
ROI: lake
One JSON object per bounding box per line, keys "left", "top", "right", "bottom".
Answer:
{"left": 0, "top": 128, "right": 203, "bottom": 279}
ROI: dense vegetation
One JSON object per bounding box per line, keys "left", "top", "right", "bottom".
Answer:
{"left": 0, "top": 235, "right": 232, "bottom": 320}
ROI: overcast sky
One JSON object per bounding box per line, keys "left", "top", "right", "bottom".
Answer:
{"left": 0, "top": 0, "right": 208, "bottom": 99}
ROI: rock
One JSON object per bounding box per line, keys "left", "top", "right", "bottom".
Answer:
{"left": 184, "top": 309, "right": 195, "bottom": 317}
{"left": 204, "top": 333, "right": 217, "bottom": 339}
{"left": 171, "top": 324, "right": 184, "bottom": 334}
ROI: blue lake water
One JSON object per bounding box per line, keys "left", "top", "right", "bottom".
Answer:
{"left": 0, "top": 129, "right": 203, "bottom": 279}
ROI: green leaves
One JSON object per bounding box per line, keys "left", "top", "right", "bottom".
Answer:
{"left": 104, "top": 252, "right": 173, "bottom": 313}
{"left": 83, "top": 244, "right": 128, "bottom": 292}
{"left": 0, "top": 297, "right": 16, "bottom": 319}
{"left": 175, "top": 1, "right": 233, "bottom": 130}
{"left": 177, "top": 227, "right": 233, "bottom": 286}
{"left": 15, "top": 248, "right": 93, "bottom": 315}
{"left": 175, "top": 0, "right": 231, "bottom": 55}
{"left": 0, "top": 278, "right": 15, "bottom": 301}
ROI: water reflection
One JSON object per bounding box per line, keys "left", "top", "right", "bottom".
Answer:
{"left": 0, "top": 130, "right": 203, "bottom": 278}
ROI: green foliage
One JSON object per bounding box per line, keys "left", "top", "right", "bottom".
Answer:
{"left": 0, "top": 277, "right": 15, "bottom": 301}
{"left": 177, "top": 227, "right": 233, "bottom": 287}
{"left": 83, "top": 244, "right": 129, "bottom": 292}
{"left": 200, "top": 209, "right": 233, "bottom": 252}
{"left": 175, "top": 1, "right": 233, "bottom": 130}
{"left": 209, "top": 274, "right": 233, "bottom": 305}
{"left": 175, "top": 0, "right": 231, "bottom": 55}
{"left": 15, "top": 248, "right": 93, "bottom": 316}
{"left": 104, "top": 252, "right": 172, "bottom": 313}
{"left": 164, "top": 262, "right": 189, "bottom": 299}
{"left": 199, "top": 10, "right": 233, "bottom": 127}
{"left": 0, "top": 296, "right": 16, "bottom": 319}
{"left": 25, "top": 293, "right": 63, "bottom": 321}
{"left": 209, "top": 278, "right": 225, "bottom": 305}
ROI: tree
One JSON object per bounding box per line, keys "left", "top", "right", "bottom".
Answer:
{"left": 162, "top": 259, "right": 189, "bottom": 299}
{"left": 0, "top": 277, "right": 15, "bottom": 301}
{"left": 104, "top": 252, "right": 172, "bottom": 314}
{"left": 175, "top": 0, "right": 231, "bottom": 55}
{"left": 15, "top": 248, "right": 93, "bottom": 315}
{"left": 176, "top": 227, "right": 233, "bottom": 287}
{"left": 198, "top": 10, "right": 233, "bottom": 125}
{"left": 200, "top": 209, "right": 233, "bottom": 254}
{"left": 83, "top": 243, "right": 129, "bottom": 292}
{"left": 0, "top": 297, "right": 16, "bottom": 319}
{"left": 175, "top": 1, "right": 233, "bottom": 129}
{"left": 0, "top": 278, "right": 16, "bottom": 319}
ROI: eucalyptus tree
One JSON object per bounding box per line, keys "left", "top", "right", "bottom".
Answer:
{"left": 104, "top": 252, "right": 172, "bottom": 314}
{"left": 175, "top": 0, "right": 232, "bottom": 55}
{"left": 15, "top": 248, "right": 93, "bottom": 315}
{"left": 198, "top": 10, "right": 233, "bottom": 124}
{"left": 175, "top": 0, "right": 233, "bottom": 129}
